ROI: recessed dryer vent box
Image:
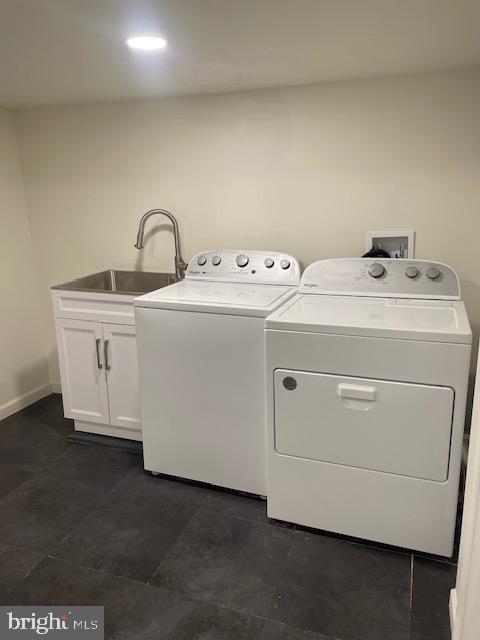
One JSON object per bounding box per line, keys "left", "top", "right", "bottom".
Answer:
{"left": 366, "top": 229, "right": 415, "bottom": 258}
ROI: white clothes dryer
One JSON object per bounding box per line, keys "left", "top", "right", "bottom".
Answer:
{"left": 265, "top": 258, "right": 471, "bottom": 556}
{"left": 135, "top": 250, "right": 301, "bottom": 495}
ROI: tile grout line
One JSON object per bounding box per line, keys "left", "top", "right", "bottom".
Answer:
{"left": 131, "top": 473, "right": 426, "bottom": 562}
{"left": 295, "top": 525, "right": 416, "bottom": 562}
{"left": 133, "top": 579, "right": 348, "bottom": 640}
{"left": 198, "top": 502, "right": 454, "bottom": 571}
{"left": 261, "top": 526, "right": 298, "bottom": 624}
{"left": 47, "top": 500, "right": 198, "bottom": 588}
{"left": 42, "top": 553, "right": 148, "bottom": 589}
{"left": 104, "top": 581, "right": 149, "bottom": 638}
{"left": 47, "top": 464, "right": 143, "bottom": 553}
{"left": 16, "top": 553, "right": 150, "bottom": 639}
{"left": 412, "top": 552, "right": 458, "bottom": 567}
{"left": 198, "top": 504, "right": 294, "bottom": 529}
{"left": 144, "top": 503, "right": 201, "bottom": 583}
{"left": 1, "top": 552, "right": 47, "bottom": 602}
{"left": 139, "top": 510, "right": 298, "bottom": 629}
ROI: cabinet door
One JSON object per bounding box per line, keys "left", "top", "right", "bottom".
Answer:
{"left": 55, "top": 318, "right": 109, "bottom": 424}
{"left": 274, "top": 369, "right": 454, "bottom": 481}
{"left": 102, "top": 323, "right": 142, "bottom": 433}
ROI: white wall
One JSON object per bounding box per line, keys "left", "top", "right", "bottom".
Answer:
{"left": 15, "top": 68, "right": 480, "bottom": 385}
{"left": 0, "top": 107, "right": 50, "bottom": 417}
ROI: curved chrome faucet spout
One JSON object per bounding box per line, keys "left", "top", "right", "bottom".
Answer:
{"left": 134, "top": 208, "right": 187, "bottom": 279}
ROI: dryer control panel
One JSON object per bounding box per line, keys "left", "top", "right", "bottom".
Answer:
{"left": 300, "top": 258, "right": 460, "bottom": 300}
{"left": 186, "top": 250, "right": 302, "bottom": 286}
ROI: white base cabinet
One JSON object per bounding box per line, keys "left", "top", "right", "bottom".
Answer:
{"left": 52, "top": 289, "right": 142, "bottom": 441}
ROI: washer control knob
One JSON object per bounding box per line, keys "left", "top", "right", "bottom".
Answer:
{"left": 264, "top": 258, "right": 274, "bottom": 269}
{"left": 212, "top": 255, "right": 221, "bottom": 266}
{"left": 405, "top": 266, "right": 419, "bottom": 279}
{"left": 236, "top": 254, "right": 249, "bottom": 268}
{"left": 426, "top": 267, "right": 441, "bottom": 280}
{"left": 197, "top": 255, "right": 207, "bottom": 266}
{"left": 368, "top": 263, "right": 385, "bottom": 279}
{"left": 280, "top": 259, "right": 291, "bottom": 270}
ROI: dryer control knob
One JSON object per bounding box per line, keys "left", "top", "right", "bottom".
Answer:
{"left": 405, "top": 266, "right": 419, "bottom": 279}
{"left": 368, "top": 263, "right": 385, "bottom": 278}
{"left": 197, "top": 255, "right": 207, "bottom": 266}
{"left": 236, "top": 254, "right": 249, "bottom": 268}
{"left": 264, "top": 258, "right": 274, "bottom": 268}
{"left": 426, "top": 267, "right": 441, "bottom": 280}
{"left": 280, "top": 259, "right": 291, "bottom": 270}
{"left": 212, "top": 255, "right": 221, "bottom": 266}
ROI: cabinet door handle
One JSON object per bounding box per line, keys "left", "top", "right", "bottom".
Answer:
{"left": 104, "top": 339, "right": 111, "bottom": 371}
{"left": 95, "top": 338, "right": 103, "bottom": 369}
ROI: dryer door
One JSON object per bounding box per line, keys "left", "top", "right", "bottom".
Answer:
{"left": 274, "top": 370, "right": 454, "bottom": 481}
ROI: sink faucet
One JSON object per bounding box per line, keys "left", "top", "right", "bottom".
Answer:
{"left": 134, "top": 208, "right": 188, "bottom": 280}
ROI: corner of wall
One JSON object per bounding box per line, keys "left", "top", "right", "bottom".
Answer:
{"left": 0, "top": 106, "right": 53, "bottom": 418}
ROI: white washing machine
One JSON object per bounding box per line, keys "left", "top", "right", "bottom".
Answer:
{"left": 266, "top": 258, "right": 471, "bottom": 556}
{"left": 135, "top": 250, "right": 301, "bottom": 495}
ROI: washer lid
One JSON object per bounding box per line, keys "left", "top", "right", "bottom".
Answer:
{"left": 266, "top": 294, "right": 472, "bottom": 343}
{"left": 135, "top": 280, "right": 297, "bottom": 316}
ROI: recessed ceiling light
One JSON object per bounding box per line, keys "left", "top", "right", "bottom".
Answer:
{"left": 125, "top": 35, "right": 167, "bottom": 51}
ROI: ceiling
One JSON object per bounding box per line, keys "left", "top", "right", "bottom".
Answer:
{"left": 1, "top": 0, "right": 479, "bottom": 108}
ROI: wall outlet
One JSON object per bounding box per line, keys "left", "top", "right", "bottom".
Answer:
{"left": 366, "top": 229, "right": 415, "bottom": 258}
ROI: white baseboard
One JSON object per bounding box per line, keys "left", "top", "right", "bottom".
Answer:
{"left": 50, "top": 383, "right": 62, "bottom": 394}
{"left": 449, "top": 588, "right": 457, "bottom": 638}
{"left": 0, "top": 383, "right": 54, "bottom": 421}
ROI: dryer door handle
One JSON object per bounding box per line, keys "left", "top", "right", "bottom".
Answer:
{"left": 337, "top": 384, "right": 377, "bottom": 402}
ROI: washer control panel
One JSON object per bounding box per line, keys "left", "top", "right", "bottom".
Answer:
{"left": 300, "top": 258, "right": 460, "bottom": 300}
{"left": 187, "top": 250, "right": 301, "bottom": 285}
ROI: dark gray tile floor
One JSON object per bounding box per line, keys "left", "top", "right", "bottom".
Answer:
{"left": 0, "top": 395, "right": 457, "bottom": 640}
{"left": 152, "top": 510, "right": 293, "bottom": 617}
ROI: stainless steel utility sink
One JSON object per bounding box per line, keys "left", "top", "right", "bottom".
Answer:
{"left": 52, "top": 270, "right": 178, "bottom": 295}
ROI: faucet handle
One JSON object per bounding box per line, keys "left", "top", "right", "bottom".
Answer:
{"left": 175, "top": 256, "right": 188, "bottom": 278}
